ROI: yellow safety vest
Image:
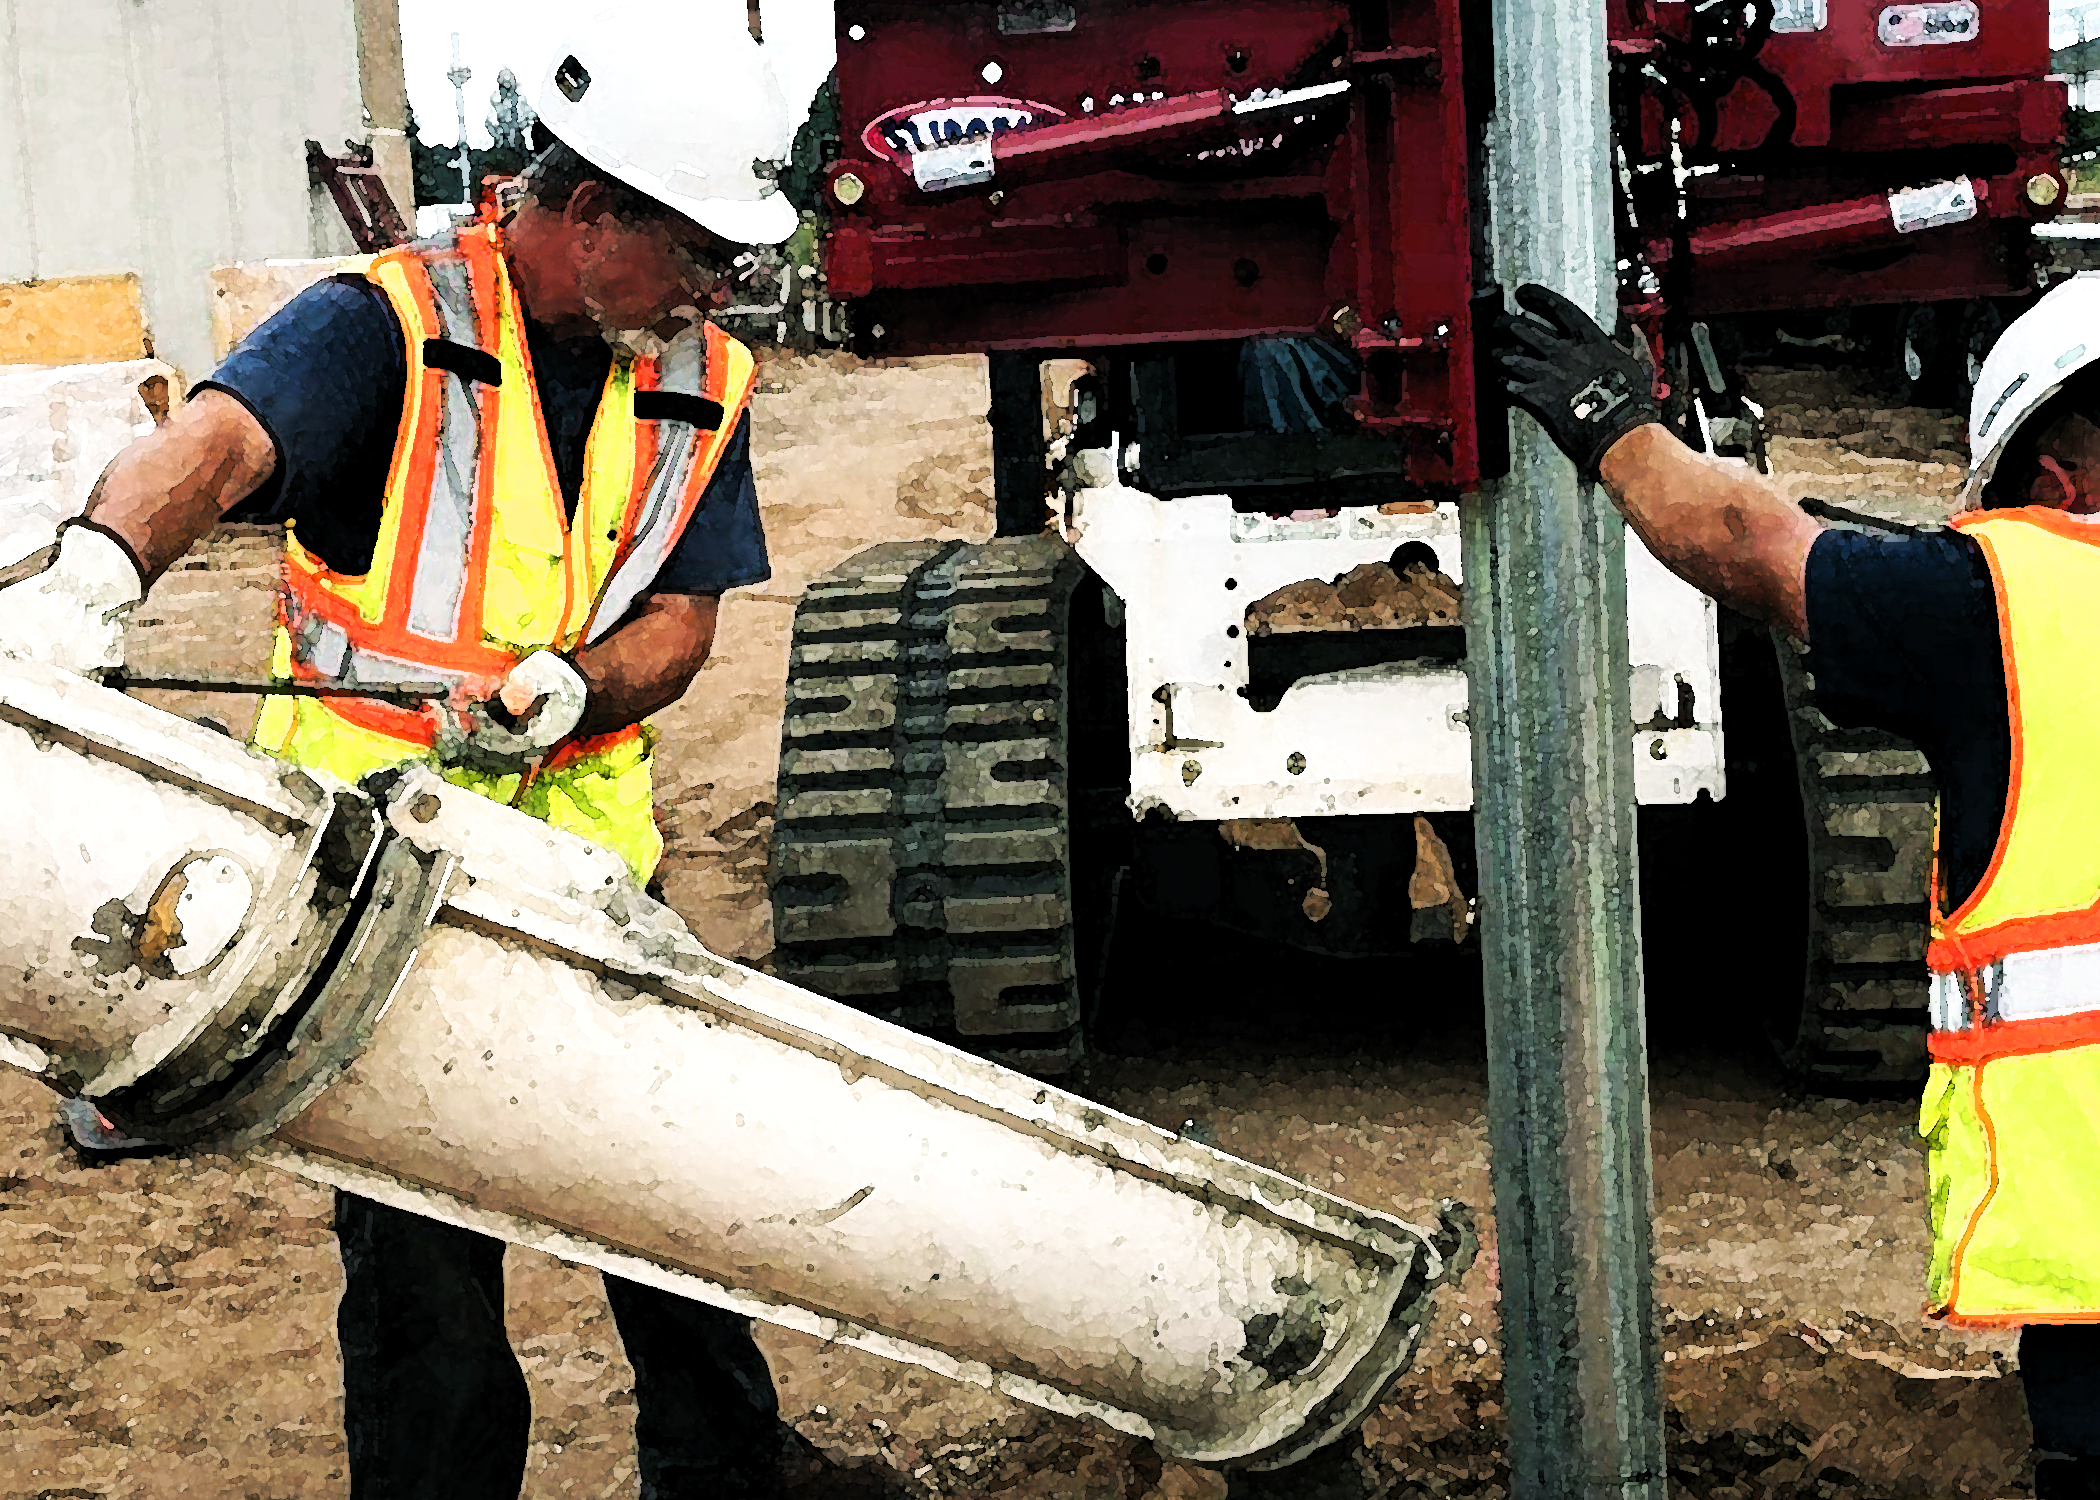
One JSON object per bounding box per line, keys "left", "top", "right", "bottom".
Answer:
{"left": 250, "top": 223, "right": 758, "bottom": 880}
{"left": 1922, "top": 507, "right": 2100, "bottom": 1325}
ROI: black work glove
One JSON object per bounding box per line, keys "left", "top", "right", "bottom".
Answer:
{"left": 1489, "top": 283, "right": 1662, "bottom": 480}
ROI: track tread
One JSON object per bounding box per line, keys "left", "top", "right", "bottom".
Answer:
{"left": 769, "top": 534, "right": 1088, "bottom": 1072}
{"left": 1774, "top": 636, "right": 1935, "bottom": 1087}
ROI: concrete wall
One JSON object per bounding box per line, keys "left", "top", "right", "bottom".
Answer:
{"left": 351, "top": 0, "right": 415, "bottom": 245}
{"left": 0, "top": 0, "right": 395, "bottom": 386}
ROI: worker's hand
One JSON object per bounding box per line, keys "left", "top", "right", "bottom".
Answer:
{"left": 1488, "top": 284, "right": 1662, "bottom": 480}
{"left": 0, "top": 525, "right": 146, "bottom": 679}
{"left": 440, "top": 650, "right": 589, "bottom": 773}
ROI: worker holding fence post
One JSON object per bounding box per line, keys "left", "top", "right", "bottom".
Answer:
{"left": 0, "top": 6, "right": 838, "bottom": 1496}
{"left": 1491, "top": 276, "right": 2100, "bottom": 1499}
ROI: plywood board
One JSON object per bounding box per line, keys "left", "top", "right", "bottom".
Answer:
{"left": 0, "top": 275, "right": 150, "bottom": 366}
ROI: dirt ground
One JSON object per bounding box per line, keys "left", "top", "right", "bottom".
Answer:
{"left": 2, "top": 353, "right": 2030, "bottom": 1498}
{"left": 0, "top": 1044, "right": 2027, "bottom": 1500}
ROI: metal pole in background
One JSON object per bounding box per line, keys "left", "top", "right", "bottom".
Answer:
{"left": 448, "top": 32, "right": 473, "bottom": 206}
{"left": 1462, "top": 0, "right": 1666, "bottom": 1495}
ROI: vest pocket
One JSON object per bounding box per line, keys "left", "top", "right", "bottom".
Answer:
{"left": 1958, "top": 1050, "right": 2100, "bottom": 1316}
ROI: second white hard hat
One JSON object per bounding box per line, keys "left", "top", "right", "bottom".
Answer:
{"left": 534, "top": 1, "right": 801, "bottom": 247}
{"left": 1968, "top": 273, "right": 2100, "bottom": 501}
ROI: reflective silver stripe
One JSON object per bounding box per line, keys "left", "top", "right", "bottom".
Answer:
{"left": 1930, "top": 970, "right": 1967, "bottom": 1032}
{"left": 338, "top": 644, "right": 469, "bottom": 689}
{"left": 303, "top": 616, "right": 351, "bottom": 678}
{"left": 585, "top": 331, "right": 709, "bottom": 645}
{"left": 288, "top": 614, "right": 467, "bottom": 692}
{"left": 1931, "top": 940, "right": 2100, "bottom": 1032}
{"left": 407, "top": 253, "right": 483, "bottom": 643}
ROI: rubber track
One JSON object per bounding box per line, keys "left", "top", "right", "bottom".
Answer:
{"left": 769, "top": 534, "right": 1087, "bottom": 1074}
{"left": 1773, "top": 635, "right": 1934, "bottom": 1087}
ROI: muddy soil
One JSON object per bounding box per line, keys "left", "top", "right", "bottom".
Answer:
{"left": 0, "top": 1043, "right": 2026, "bottom": 1500}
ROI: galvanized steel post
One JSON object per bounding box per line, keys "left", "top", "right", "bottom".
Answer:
{"left": 1464, "top": 1, "right": 1667, "bottom": 1496}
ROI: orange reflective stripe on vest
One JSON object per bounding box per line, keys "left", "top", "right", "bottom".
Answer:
{"left": 1922, "top": 507, "right": 2100, "bottom": 1324}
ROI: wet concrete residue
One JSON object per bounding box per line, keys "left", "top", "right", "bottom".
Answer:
{"left": 1241, "top": 1308, "right": 1328, "bottom": 1384}
{"left": 71, "top": 894, "right": 173, "bottom": 982}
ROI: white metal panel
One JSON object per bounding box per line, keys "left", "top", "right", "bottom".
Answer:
{"left": 1066, "top": 472, "right": 1723, "bottom": 821}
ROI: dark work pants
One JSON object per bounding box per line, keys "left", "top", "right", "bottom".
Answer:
{"left": 2027, "top": 1325, "right": 2100, "bottom": 1499}
{"left": 335, "top": 1192, "right": 793, "bottom": 1500}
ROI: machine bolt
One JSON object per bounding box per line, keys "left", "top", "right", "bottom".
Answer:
{"left": 1649, "top": 738, "right": 1668, "bottom": 760}
{"left": 2026, "top": 173, "right": 2063, "bottom": 208}
{"left": 832, "top": 172, "right": 867, "bottom": 206}
{"left": 1287, "top": 752, "right": 1307, "bottom": 775}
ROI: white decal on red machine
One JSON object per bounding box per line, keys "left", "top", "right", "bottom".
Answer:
{"left": 861, "top": 96, "right": 1067, "bottom": 165}
{"left": 1889, "top": 178, "right": 1979, "bottom": 234}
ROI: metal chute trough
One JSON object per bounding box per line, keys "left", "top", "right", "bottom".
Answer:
{"left": 0, "top": 658, "right": 1471, "bottom": 1470}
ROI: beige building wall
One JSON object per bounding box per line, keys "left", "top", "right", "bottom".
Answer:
{"left": 0, "top": 0, "right": 405, "bottom": 386}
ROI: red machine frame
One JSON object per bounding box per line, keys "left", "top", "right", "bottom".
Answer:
{"left": 819, "top": 0, "right": 2066, "bottom": 496}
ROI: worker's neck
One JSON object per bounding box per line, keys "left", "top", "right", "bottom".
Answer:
{"left": 503, "top": 206, "right": 600, "bottom": 342}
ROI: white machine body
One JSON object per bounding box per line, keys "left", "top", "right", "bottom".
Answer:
{"left": 1063, "top": 469, "right": 1724, "bottom": 823}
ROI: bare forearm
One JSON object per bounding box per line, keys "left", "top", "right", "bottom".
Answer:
{"left": 568, "top": 592, "right": 719, "bottom": 738}
{"left": 1596, "top": 423, "right": 1822, "bottom": 639}
{"left": 81, "top": 390, "right": 277, "bottom": 585}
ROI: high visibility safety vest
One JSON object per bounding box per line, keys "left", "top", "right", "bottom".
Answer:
{"left": 1922, "top": 507, "right": 2100, "bottom": 1325}
{"left": 250, "top": 224, "right": 757, "bottom": 880}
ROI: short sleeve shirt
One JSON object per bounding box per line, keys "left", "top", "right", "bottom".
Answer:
{"left": 198, "top": 276, "right": 771, "bottom": 594}
{"left": 1803, "top": 525, "right": 2008, "bottom": 913}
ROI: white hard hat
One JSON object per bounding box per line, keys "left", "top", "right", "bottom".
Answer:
{"left": 534, "top": 1, "right": 800, "bottom": 247}
{"left": 1968, "top": 274, "right": 2100, "bottom": 502}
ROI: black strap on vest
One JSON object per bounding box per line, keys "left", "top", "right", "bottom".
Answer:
{"left": 635, "top": 390, "right": 725, "bottom": 430}
{"left": 422, "top": 338, "right": 503, "bottom": 387}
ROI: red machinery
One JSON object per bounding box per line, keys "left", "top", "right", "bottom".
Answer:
{"left": 817, "top": 0, "right": 2066, "bottom": 492}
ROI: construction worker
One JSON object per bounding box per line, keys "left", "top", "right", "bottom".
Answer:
{"left": 0, "top": 7, "right": 841, "bottom": 1497}
{"left": 1490, "top": 276, "right": 2100, "bottom": 1498}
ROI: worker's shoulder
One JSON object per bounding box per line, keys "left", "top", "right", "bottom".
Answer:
{"left": 1806, "top": 518, "right": 1996, "bottom": 665}
{"left": 277, "top": 272, "right": 403, "bottom": 344}
{"left": 1807, "top": 512, "right": 1985, "bottom": 578}
{"left": 216, "top": 273, "right": 404, "bottom": 386}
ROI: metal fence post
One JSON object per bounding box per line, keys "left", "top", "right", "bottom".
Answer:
{"left": 1463, "top": 1, "right": 1668, "bottom": 1496}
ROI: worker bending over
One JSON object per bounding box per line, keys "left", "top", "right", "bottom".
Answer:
{"left": 0, "top": 5, "right": 829, "bottom": 1496}
{"left": 1492, "top": 278, "right": 2100, "bottom": 1499}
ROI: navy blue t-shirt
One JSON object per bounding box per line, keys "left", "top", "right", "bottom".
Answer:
{"left": 199, "top": 277, "right": 770, "bottom": 595}
{"left": 1804, "top": 525, "right": 2008, "bottom": 912}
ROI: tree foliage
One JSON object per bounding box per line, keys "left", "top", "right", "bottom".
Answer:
{"left": 406, "top": 103, "right": 531, "bottom": 208}
{"left": 2067, "top": 107, "right": 2100, "bottom": 162}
